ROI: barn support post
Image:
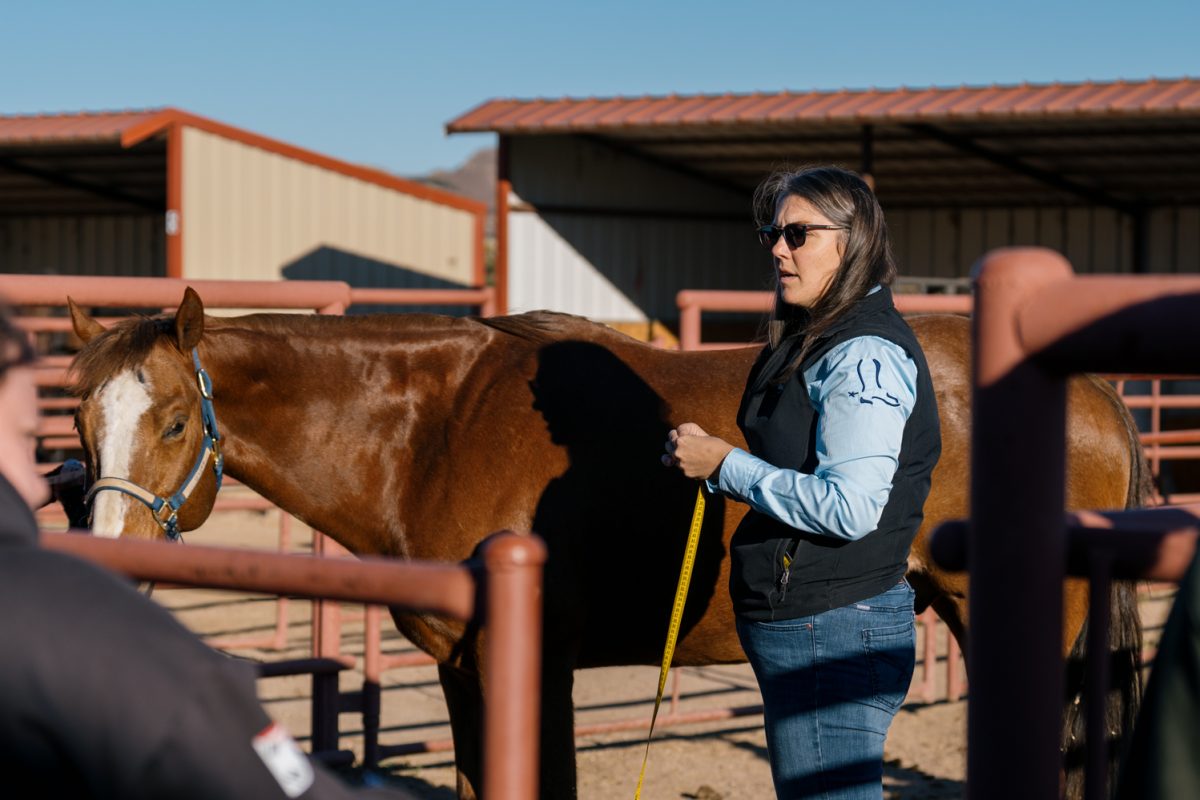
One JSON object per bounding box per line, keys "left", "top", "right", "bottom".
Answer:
{"left": 860, "top": 124, "right": 875, "bottom": 192}
{"left": 495, "top": 135, "right": 511, "bottom": 315}
{"left": 166, "top": 122, "right": 183, "bottom": 279}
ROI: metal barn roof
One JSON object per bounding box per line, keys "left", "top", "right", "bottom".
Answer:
{"left": 447, "top": 78, "right": 1200, "bottom": 209}
{"left": 0, "top": 108, "right": 484, "bottom": 216}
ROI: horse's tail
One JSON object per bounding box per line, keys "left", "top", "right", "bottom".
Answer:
{"left": 1062, "top": 376, "right": 1147, "bottom": 799}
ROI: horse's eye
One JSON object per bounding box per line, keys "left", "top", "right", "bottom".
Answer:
{"left": 164, "top": 418, "right": 187, "bottom": 440}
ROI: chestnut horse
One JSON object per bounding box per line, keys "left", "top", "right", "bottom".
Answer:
{"left": 68, "top": 289, "right": 1143, "bottom": 799}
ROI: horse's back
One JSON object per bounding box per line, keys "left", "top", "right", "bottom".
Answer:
{"left": 909, "top": 313, "right": 1139, "bottom": 514}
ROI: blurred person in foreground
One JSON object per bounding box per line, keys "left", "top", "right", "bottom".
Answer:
{"left": 1115, "top": 547, "right": 1200, "bottom": 799}
{"left": 0, "top": 307, "right": 410, "bottom": 799}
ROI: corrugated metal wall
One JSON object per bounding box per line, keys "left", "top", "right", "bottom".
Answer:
{"left": 0, "top": 215, "right": 163, "bottom": 276}
{"left": 181, "top": 127, "right": 476, "bottom": 287}
{"left": 508, "top": 212, "right": 767, "bottom": 320}
{"left": 508, "top": 136, "right": 1200, "bottom": 323}
{"left": 887, "top": 207, "right": 1131, "bottom": 277}
{"left": 1147, "top": 207, "right": 1200, "bottom": 272}
{"left": 508, "top": 136, "right": 765, "bottom": 320}
{"left": 888, "top": 206, "right": 1200, "bottom": 276}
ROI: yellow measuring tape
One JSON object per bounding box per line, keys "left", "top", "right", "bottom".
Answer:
{"left": 633, "top": 485, "right": 706, "bottom": 800}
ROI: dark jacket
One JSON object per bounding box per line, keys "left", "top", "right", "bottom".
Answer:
{"left": 0, "top": 473, "right": 407, "bottom": 799}
{"left": 1116, "top": 551, "right": 1200, "bottom": 799}
{"left": 729, "top": 287, "right": 941, "bottom": 620}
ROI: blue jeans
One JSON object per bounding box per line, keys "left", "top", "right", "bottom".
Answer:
{"left": 736, "top": 580, "right": 916, "bottom": 800}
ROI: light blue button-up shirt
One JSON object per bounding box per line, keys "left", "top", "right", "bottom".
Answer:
{"left": 708, "top": 334, "right": 918, "bottom": 541}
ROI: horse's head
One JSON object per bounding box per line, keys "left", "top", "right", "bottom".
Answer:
{"left": 69, "top": 288, "right": 223, "bottom": 539}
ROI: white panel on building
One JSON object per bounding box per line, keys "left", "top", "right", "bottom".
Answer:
{"left": 507, "top": 136, "right": 765, "bottom": 322}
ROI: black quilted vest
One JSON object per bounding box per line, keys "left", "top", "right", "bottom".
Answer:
{"left": 729, "top": 287, "right": 941, "bottom": 620}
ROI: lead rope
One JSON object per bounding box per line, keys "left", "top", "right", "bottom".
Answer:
{"left": 633, "top": 486, "right": 706, "bottom": 800}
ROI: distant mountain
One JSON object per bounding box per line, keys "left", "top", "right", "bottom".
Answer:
{"left": 416, "top": 148, "right": 497, "bottom": 235}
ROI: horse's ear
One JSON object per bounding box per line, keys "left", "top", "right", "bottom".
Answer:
{"left": 68, "top": 297, "right": 106, "bottom": 343}
{"left": 174, "top": 287, "right": 205, "bottom": 352}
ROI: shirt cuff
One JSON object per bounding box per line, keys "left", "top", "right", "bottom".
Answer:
{"left": 709, "top": 448, "right": 774, "bottom": 500}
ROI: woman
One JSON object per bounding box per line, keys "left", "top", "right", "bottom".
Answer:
{"left": 663, "top": 166, "right": 941, "bottom": 799}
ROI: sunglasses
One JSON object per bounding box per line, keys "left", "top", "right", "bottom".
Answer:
{"left": 756, "top": 223, "right": 845, "bottom": 250}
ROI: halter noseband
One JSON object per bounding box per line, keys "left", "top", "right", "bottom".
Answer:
{"left": 86, "top": 349, "right": 224, "bottom": 540}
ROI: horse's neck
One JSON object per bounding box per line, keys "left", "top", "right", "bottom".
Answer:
{"left": 203, "top": 318, "right": 483, "bottom": 555}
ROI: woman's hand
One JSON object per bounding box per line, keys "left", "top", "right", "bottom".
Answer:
{"left": 662, "top": 422, "right": 735, "bottom": 481}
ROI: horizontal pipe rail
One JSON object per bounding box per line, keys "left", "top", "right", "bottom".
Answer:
{"left": 1017, "top": 275, "right": 1200, "bottom": 373}
{"left": 0, "top": 274, "right": 352, "bottom": 314}
{"left": 930, "top": 508, "right": 1200, "bottom": 582}
{"left": 17, "top": 316, "right": 126, "bottom": 333}
{"left": 39, "top": 529, "right": 545, "bottom": 799}
{"left": 39, "top": 533, "right": 477, "bottom": 620}
{"left": 1108, "top": 374, "right": 1200, "bottom": 382}
{"left": 675, "top": 289, "right": 972, "bottom": 350}
{"left": 676, "top": 289, "right": 774, "bottom": 313}
{"left": 1121, "top": 395, "right": 1200, "bottom": 410}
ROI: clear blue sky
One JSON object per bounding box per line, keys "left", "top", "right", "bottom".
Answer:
{"left": 3, "top": 1, "right": 1196, "bottom": 178}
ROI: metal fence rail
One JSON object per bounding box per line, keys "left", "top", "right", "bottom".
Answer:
{"left": 930, "top": 248, "right": 1200, "bottom": 800}
{"left": 41, "top": 529, "right": 546, "bottom": 800}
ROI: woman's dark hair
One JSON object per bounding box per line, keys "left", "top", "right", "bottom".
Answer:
{"left": 0, "top": 304, "right": 36, "bottom": 379}
{"left": 752, "top": 165, "right": 896, "bottom": 374}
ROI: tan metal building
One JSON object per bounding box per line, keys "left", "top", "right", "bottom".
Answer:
{"left": 0, "top": 108, "right": 486, "bottom": 293}
{"left": 448, "top": 78, "right": 1200, "bottom": 330}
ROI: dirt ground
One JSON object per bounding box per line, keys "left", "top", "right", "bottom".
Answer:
{"left": 139, "top": 503, "right": 1174, "bottom": 800}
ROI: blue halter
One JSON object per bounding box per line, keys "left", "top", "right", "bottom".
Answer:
{"left": 86, "top": 349, "right": 224, "bottom": 540}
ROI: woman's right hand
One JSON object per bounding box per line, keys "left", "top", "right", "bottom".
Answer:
{"left": 662, "top": 422, "right": 735, "bottom": 481}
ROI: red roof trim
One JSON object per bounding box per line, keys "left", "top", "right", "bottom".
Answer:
{"left": 0, "top": 109, "right": 165, "bottom": 144}
{"left": 447, "top": 78, "right": 1200, "bottom": 134}
{"left": 120, "top": 109, "right": 484, "bottom": 214}
{"left": 0, "top": 108, "right": 483, "bottom": 215}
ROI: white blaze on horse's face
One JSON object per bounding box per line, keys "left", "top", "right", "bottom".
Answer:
{"left": 90, "top": 369, "right": 153, "bottom": 538}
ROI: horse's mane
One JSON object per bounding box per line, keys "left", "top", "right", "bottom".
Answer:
{"left": 69, "top": 309, "right": 637, "bottom": 396}
{"left": 70, "top": 315, "right": 174, "bottom": 396}
{"left": 479, "top": 310, "right": 635, "bottom": 347}
{"left": 213, "top": 310, "right": 624, "bottom": 347}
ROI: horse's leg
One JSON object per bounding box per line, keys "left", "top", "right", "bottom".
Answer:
{"left": 1060, "top": 577, "right": 1144, "bottom": 800}
{"left": 438, "top": 663, "right": 484, "bottom": 800}
{"left": 438, "top": 651, "right": 580, "bottom": 799}
{"left": 930, "top": 594, "right": 968, "bottom": 659}
{"left": 537, "top": 648, "right": 579, "bottom": 800}
{"left": 907, "top": 565, "right": 969, "bottom": 660}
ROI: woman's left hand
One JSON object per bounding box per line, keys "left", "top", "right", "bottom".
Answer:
{"left": 662, "top": 422, "right": 735, "bottom": 481}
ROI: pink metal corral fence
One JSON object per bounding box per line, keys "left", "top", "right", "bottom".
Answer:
{"left": 41, "top": 529, "right": 546, "bottom": 800}
{"left": 675, "top": 289, "right": 974, "bottom": 351}
{"left": 928, "top": 248, "right": 1200, "bottom": 800}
